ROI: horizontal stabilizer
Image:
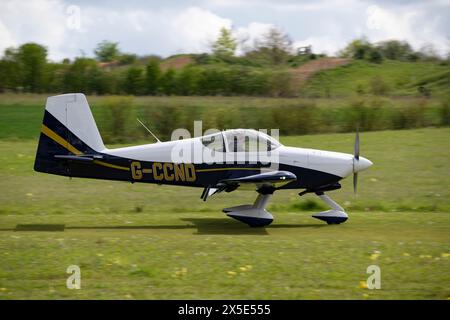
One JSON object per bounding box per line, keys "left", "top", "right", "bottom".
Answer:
{"left": 54, "top": 154, "right": 103, "bottom": 162}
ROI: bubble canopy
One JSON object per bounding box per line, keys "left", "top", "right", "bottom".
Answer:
{"left": 201, "top": 129, "right": 281, "bottom": 152}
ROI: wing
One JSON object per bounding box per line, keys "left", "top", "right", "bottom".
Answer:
{"left": 200, "top": 170, "right": 297, "bottom": 201}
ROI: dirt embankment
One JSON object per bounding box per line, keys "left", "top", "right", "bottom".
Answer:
{"left": 160, "top": 55, "right": 193, "bottom": 71}
{"left": 291, "top": 58, "right": 350, "bottom": 88}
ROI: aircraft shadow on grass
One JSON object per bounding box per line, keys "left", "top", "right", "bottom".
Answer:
{"left": 8, "top": 219, "right": 326, "bottom": 235}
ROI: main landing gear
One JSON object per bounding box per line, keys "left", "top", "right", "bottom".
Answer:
{"left": 223, "top": 192, "right": 274, "bottom": 227}
{"left": 223, "top": 189, "right": 348, "bottom": 227}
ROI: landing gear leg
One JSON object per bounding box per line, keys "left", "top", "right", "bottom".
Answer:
{"left": 312, "top": 192, "right": 348, "bottom": 225}
{"left": 223, "top": 193, "right": 274, "bottom": 227}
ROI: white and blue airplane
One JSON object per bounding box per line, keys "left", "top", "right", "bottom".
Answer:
{"left": 34, "top": 93, "right": 373, "bottom": 227}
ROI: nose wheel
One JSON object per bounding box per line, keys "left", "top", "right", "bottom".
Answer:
{"left": 311, "top": 192, "right": 348, "bottom": 224}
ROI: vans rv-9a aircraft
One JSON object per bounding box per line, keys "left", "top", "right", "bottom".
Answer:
{"left": 34, "top": 94, "right": 373, "bottom": 227}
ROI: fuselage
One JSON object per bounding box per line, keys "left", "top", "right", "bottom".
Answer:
{"left": 66, "top": 135, "right": 372, "bottom": 191}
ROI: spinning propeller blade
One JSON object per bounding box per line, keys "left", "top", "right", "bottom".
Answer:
{"left": 353, "top": 172, "right": 358, "bottom": 194}
{"left": 354, "top": 128, "right": 359, "bottom": 160}
{"left": 353, "top": 128, "right": 360, "bottom": 193}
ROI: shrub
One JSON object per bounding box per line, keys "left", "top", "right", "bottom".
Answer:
{"left": 267, "top": 70, "right": 295, "bottom": 97}
{"left": 291, "top": 199, "right": 326, "bottom": 211}
{"left": 356, "top": 83, "right": 366, "bottom": 95}
{"left": 144, "top": 105, "right": 183, "bottom": 141}
{"left": 118, "top": 53, "right": 137, "bottom": 65}
{"left": 100, "top": 96, "right": 137, "bottom": 143}
{"left": 391, "top": 99, "right": 427, "bottom": 129}
{"left": 438, "top": 99, "right": 450, "bottom": 126}
{"left": 368, "top": 49, "right": 383, "bottom": 64}
{"left": 370, "top": 76, "right": 390, "bottom": 96}
{"left": 271, "top": 102, "right": 320, "bottom": 135}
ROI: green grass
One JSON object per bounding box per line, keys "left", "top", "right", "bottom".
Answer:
{"left": 0, "top": 128, "right": 449, "bottom": 299}
{"left": 0, "top": 212, "right": 448, "bottom": 299}
{"left": 301, "top": 60, "right": 450, "bottom": 98}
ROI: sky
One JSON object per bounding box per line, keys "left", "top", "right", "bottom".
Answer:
{"left": 0, "top": 0, "right": 449, "bottom": 61}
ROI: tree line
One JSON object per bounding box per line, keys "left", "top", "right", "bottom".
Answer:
{"left": 0, "top": 27, "right": 447, "bottom": 96}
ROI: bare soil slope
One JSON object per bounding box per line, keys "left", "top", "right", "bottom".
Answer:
{"left": 160, "top": 55, "right": 193, "bottom": 71}
{"left": 291, "top": 58, "right": 350, "bottom": 88}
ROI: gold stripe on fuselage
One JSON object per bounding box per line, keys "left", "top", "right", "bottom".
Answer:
{"left": 196, "top": 167, "right": 261, "bottom": 172}
{"left": 94, "top": 160, "right": 130, "bottom": 171}
{"left": 41, "top": 125, "right": 130, "bottom": 171}
{"left": 41, "top": 125, "right": 83, "bottom": 156}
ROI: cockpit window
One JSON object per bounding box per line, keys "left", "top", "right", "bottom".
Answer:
{"left": 223, "top": 129, "right": 281, "bottom": 152}
{"left": 201, "top": 132, "right": 225, "bottom": 152}
{"left": 227, "top": 132, "right": 257, "bottom": 152}
{"left": 257, "top": 131, "right": 281, "bottom": 151}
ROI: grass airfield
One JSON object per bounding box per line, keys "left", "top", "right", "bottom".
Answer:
{"left": 0, "top": 128, "right": 449, "bottom": 299}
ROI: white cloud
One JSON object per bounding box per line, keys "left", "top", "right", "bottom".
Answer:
{"left": 0, "top": 0, "right": 67, "bottom": 59}
{"left": 0, "top": 0, "right": 448, "bottom": 60}
{"left": 171, "top": 7, "right": 232, "bottom": 53}
{"left": 293, "top": 36, "right": 341, "bottom": 56}
{"left": 0, "top": 1, "right": 233, "bottom": 59}
{"left": 235, "top": 22, "right": 274, "bottom": 54}
{"left": 363, "top": 4, "right": 449, "bottom": 55}
{"left": 293, "top": 2, "right": 450, "bottom": 56}
{"left": 0, "top": 20, "right": 16, "bottom": 50}
{"left": 210, "top": 0, "right": 360, "bottom": 12}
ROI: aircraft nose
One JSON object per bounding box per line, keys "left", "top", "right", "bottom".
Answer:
{"left": 354, "top": 156, "right": 373, "bottom": 173}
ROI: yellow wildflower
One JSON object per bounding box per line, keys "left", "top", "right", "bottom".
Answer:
{"left": 370, "top": 251, "right": 381, "bottom": 261}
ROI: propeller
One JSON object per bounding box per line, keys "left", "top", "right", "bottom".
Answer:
{"left": 353, "top": 128, "right": 359, "bottom": 194}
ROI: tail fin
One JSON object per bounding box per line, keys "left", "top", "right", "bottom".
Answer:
{"left": 34, "top": 93, "right": 106, "bottom": 175}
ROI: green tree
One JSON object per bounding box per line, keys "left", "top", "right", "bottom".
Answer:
{"left": 368, "top": 48, "right": 383, "bottom": 64}
{"left": 145, "top": 60, "right": 161, "bottom": 95}
{"left": 418, "top": 44, "right": 440, "bottom": 61}
{"left": 0, "top": 48, "right": 22, "bottom": 91}
{"left": 246, "top": 27, "right": 293, "bottom": 65}
{"left": 196, "top": 67, "right": 229, "bottom": 95}
{"left": 17, "top": 43, "right": 48, "bottom": 92}
{"left": 340, "top": 38, "right": 386, "bottom": 63}
{"left": 160, "top": 69, "right": 176, "bottom": 95}
{"left": 376, "top": 40, "right": 413, "bottom": 60}
{"left": 212, "top": 27, "right": 237, "bottom": 59}
{"left": 63, "top": 57, "right": 97, "bottom": 93}
{"left": 174, "top": 66, "right": 200, "bottom": 95}
{"left": 94, "top": 40, "right": 120, "bottom": 62}
{"left": 87, "top": 66, "right": 116, "bottom": 94}
{"left": 45, "top": 62, "right": 67, "bottom": 93}
{"left": 118, "top": 53, "right": 137, "bottom": 65}
{"left": 123, "top": 67, "right": 144, "bottom": 95}
{"left": 340, "top": 38, "right": 373, "bottom": 60}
